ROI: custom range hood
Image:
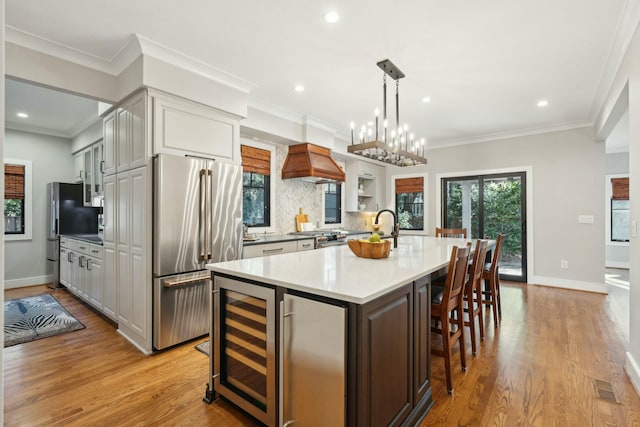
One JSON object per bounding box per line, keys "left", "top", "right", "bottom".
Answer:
{"left": 281, "top": 143, "right": 345, "bottom": 183}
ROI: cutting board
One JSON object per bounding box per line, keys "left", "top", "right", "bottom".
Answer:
{"left": 295, "top": 208, "right": 308, "bottom": 232}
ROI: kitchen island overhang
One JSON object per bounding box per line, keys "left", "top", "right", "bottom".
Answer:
{"left": 205, "top": 236, "right": 490, "bottom": 426}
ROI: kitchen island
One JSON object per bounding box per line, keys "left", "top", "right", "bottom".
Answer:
{"left": 206, "top": 235, "right": 476, "bottom": 427}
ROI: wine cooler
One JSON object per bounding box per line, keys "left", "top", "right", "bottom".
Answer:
{"left": 212, "top": 275, "right": 276, "bottom": 426}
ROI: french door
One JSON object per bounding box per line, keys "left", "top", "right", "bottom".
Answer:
{"left": 442, "top": 172, "right": 527, "bottom": 282}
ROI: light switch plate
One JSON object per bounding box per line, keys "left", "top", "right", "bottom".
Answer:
{"left": 578, "top": 215, "right": 594, "bottom": 224}
{"left": 632, "top": 220, "right": 638, "bottom": 238}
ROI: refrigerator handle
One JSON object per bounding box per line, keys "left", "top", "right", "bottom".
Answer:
{"left": 207, "top": 168, "right": 214, "bottom": 260}
{"left": 51, "top": 196, "right": 57, "bottom": 236}
{"left": 199, "top": 169, "right": 207, "bottom": 261}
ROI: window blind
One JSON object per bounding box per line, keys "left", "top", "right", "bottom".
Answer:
{"left": 5, "top": 164, "right": 25, "bottom": 199}
{"left": 395, "top": 177, "right": 423, "bottom": 194}
{"left": 241, "top": 145, "right": 271, "bottom": 176}
{"left": 611, "top": 177, "right": 629, "bottom": 200}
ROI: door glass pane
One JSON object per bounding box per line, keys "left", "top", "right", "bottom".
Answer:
{"left": 222, "top": 289, "right": 268, "bottom": 410}
{"left": 444, "top": 179, "right": 479, "bottom": 238}
{"left": 444, "top": 173, "right": 526, "bottom": 282}
{"left": 84, "top": 150, "right": 92, "bottom": 204}
{"left": 482, "top": 176, "right": 523, "bottom": 279}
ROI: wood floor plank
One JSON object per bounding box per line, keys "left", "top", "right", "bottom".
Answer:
{"left": 4, "top": 282, "right": 640, "bottom": 426}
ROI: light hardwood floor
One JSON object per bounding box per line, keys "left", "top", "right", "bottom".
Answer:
{"left": 4, "top": 283, "right": 640, "bottom": 426}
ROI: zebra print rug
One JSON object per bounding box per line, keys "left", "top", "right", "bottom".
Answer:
{"left": 4, "top": 293, "right": 85, "bottom": 347}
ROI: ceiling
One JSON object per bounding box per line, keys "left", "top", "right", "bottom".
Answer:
{"left": 5, "top": 79, "right": 100, "bottom": 138}
{"left": 4, "top": 1, "right": 635, "bottom": 148}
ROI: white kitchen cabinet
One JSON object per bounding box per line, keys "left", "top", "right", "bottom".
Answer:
{"left": 242, "top": 240, "right": 298, "bottom": 259}
{"left": 151, "top": 90, "right": 239, "bottom": 162}
{"left": 73, "top": 152, "right": 84, "bottom": 182}
{"left": 59, "top": 246, "right": 71, "bottom": 287}
{"left": 73, "top": 140, "right": 104, "bottom": 206}
{"left": 62, "top": 238, "right": 107, "bottom": 315}
{"left": 115, "top": 166, "right": 151, "bottom": 351}
{"left": 87, "top": 255, "right": 104, "bottom": 309}
{"left": 103, "top": 111, "right": 116, "bottom": 176}
{"left": 296, "top": 239, "right": 315, "bottom": 251}
{"left": 104, "top": 90, "right": 148, "bottom": 176}
{"left": 345, "top": 159, "right": 385, "bottom": 212}
{"left": 116, "top": 91, "right": 148, "bottom": 173}
{"left": 102, "top": 244, "right": 116, "bottom": 320}
{"left": 102, "top": 174, "right": 117, "bottom": 320}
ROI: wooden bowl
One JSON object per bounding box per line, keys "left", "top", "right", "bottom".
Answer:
{"left": 347, "top": 239, "right": 391, "bottom": 259}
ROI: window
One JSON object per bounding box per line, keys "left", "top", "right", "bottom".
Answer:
{"left": 5, "top": 164, "right": 25, "bottom": 234}
{"left": 395, "top": 176, "right": 424, "bottom": 230}
{"left": 241, "top": 145, "right": 271, "bottom": 227}
{"left": 611, "top": 177, "right": 629, "bottom": 242}
{"left": 4, "top": 159, "right": 32, "bottom": 241}
{"left": 324, "top": 183, "right": 341, "bottom": 224}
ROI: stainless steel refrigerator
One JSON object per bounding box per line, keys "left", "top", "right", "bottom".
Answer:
{"left": 153, "top": 154, "right": 243, "bottom": 350}
{"left": 46, "top": 182, "right": 99, "bottom": 286}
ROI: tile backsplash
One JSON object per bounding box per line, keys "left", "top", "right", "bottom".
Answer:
{"left": 272, "top": 144, "right": 376, "bottom": 234}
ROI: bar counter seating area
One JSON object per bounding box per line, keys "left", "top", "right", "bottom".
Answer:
{"left": 200, "top": 233, "right": 640, "bottom": 426}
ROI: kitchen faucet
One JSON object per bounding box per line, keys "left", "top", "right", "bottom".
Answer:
{"left": 374, "top": 209, "right": 399, "bottom": 248}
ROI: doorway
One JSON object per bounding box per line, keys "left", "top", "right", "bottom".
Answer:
{"left": 442, "top": 172, "right": 527, "bottom": 282}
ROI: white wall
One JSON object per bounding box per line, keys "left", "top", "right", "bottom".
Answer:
{"left": 4, "top": 129, "right": 75, "bottom": 287}
{"left": 594, "top": 16, "right": 640, "bottom": 395}
{"left": 1, "top": 1, "right": 7, "bottom": 418}
{"left": 387, "top": 126, "right": 605, "bottom": 291}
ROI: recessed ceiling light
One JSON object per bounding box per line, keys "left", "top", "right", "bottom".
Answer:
{"left": 537, "top": 99, "right": 549, "bottom": 108}
{"left": 422, "top": 96, "right": 431, "bottom": 103}
{"left": 294, "top": 84, "right": 305, "bottom": 93}
{"left": 324, "top": 11, "right": 340, "bottom": 23}
{"left": 16, "top": 112, "right": 28, "bottom": 118}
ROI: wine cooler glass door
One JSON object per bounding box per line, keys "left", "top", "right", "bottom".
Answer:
{"left": 213, "top": 276, "right": 276, "bottom": 426}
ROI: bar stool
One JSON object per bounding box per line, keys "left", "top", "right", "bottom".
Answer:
{"left": 431, "top": 243, "right": 471, "bottom": 394}
{"left": 464, "top": 239, "right": 488, "bottom": 355}
{"left": 482, "top": 234, "right": 505, "bottom": 327}
{"left": 435, "top": 227, "right": 467, "bottom": 238}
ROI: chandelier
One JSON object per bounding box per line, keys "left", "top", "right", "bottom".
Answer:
{"left": 347, "top": 59, "right": 428, "bottom": 167}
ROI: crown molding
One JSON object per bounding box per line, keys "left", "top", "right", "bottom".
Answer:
{"left": 425, "top": 120, "right": 593, "bottom": 150}
{"left": 5, "top": 121, "right": 72, "bottom": 139}
{"left": 5, "top": 26, "right": 119, "bottom": 74}
{"left": 5, "top": 27, "right": 257, "bottom": 95}
{"left": 248, "top": 97, "right": 305, "bottom": 124}
{"left": 302, "top": 116, "right": 336, "bottom": 134}
{"left": 136, "top": 35, "right": 256, "bottom": 94}
{"left": 588, "top": 0, "right": 640, "bottom": 122}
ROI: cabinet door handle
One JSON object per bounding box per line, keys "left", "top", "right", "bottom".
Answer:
{"left": 263, "top": 247, "right": 284, "bottom": 254}
{"left": 100, "top": 160, "right": 105, "bottom": 174}
{"left": 86, "top": 259, "right": 92, "bottom": 271}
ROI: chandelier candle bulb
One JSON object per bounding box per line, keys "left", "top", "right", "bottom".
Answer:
{"left": 350, "top": 122, "right": 355, "bottom": 145}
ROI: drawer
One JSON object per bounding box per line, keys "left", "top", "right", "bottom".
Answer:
{"left": 60, "top": 237, "right": 77, "bottom": 250}
{"left": 297, "top": 239, "right": 315, "bottom": 251}
{"left": 76, "top": 241, "right": 92, "bottom": 255}
{"left": 242, "top": 241, "right": 298, "bottom": 259}
{"left": 86, "top": 244, "right": 104, "bottom": 259}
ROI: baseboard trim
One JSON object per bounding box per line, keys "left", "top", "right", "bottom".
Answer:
{"left": 606, "top": 261, "right": 630, "bottom": 269}
{"left": 625, "top": 352, "right": 640, "bottom": 398}
{"left": 117, "top": 327, "right": 153, "bottom": 355}
{"left": 532, "top": 276, "right": 607, "bottom": 294}
{"left": 4, "top": 274, "right": 55, "bottom": 289}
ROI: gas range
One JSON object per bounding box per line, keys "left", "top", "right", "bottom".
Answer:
{"left": 289, "top": 230, "right": 349, "bottom": 248}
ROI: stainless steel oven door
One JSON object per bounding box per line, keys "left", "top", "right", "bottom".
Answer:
{"left": 153, "top": 271, "right": 210, "bottom": 350}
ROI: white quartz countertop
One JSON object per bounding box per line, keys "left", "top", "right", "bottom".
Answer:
{"left": 207, "top": 235, "right": 480, "bottom": 304}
